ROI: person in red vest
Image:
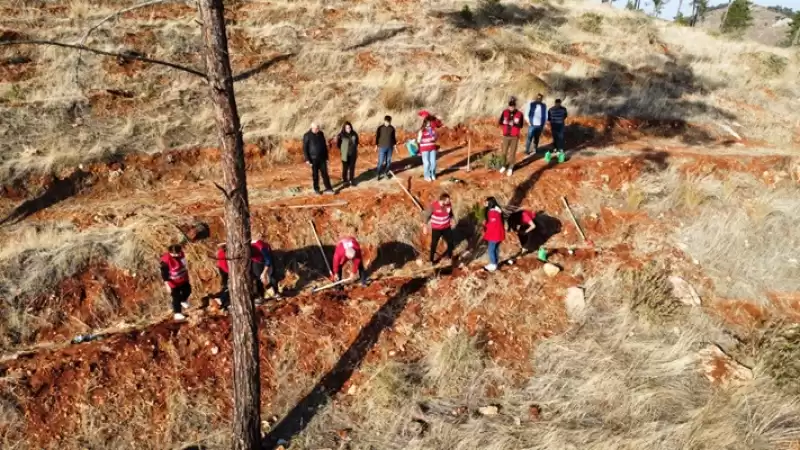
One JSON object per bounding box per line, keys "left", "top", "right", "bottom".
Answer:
{"left": 497, "top": 96, "right": 524, "bottom": 177}
{"left": 418, "top": 110, "right": 443, "bottom": 129}
{"left": 251, "top": 235, "right": 281, "bottom": 301}
{"left": 331, "top": 236, "right": 368, "bottom": 286}
{"left": 209, "top": 242, "right": 230, "bottom": 310}
{"left": 507, "top": 209, "right": 537, "bottom": 253}
{"left": 423, "top": 192, "right": 455, "bottom": 265}
{"left": 160, "top": 244, "right": 191, "bottom": 320}
{"left": 417, "top": 116, "right": 439, "bottom": 182}
{"left": 483, "top": 197, "right": 506, "bottom": 272}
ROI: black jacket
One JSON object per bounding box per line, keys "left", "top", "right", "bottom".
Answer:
{"left": 375, "top": 124, "right": 397, "bottom": 148}
{"left": 303, "top": 130, "right": 329, "bottom": 162}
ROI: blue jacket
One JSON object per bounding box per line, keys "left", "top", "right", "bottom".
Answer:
{"left": 548, "top": 105, "right": 568, "bottom": 125}
{"left": 526, "top": 101, "right": 548, "bottom": 127}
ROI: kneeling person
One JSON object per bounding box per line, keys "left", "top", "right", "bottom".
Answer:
{"left": 251, "top": 235, "right": 281, "bottom": 301}
{"left": 507, "top": 209, "right": 537, "bottom": 253}
{"left": 332, "top": 236, "right": 368, "bottom": 286}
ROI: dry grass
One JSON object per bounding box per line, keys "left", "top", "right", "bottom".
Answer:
{"left": 626, "top": 169, "right": 800, "bottom": 300}
{"left": 286, "top": 269, "right": 800, "bottom": 449}
{"left": 757, "top": 323, "right": 800, "bottom": 396}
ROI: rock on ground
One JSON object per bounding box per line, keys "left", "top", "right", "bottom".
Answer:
{"left": 669, "top": 276, "right": 701, "bottom": 306}
{"left": 697, "top": 344, "right": 753, "bottom": 387}
{"left": 565, "top": 287, "right": 586, "bottom": 322}
{"left": 478, "top": 405, "right": 499, "bottom": 416}
{"left": 543, "top": 263, "right": 561, "bottom": 277}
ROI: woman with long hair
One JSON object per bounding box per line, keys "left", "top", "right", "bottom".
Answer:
{"left": 417, "top": 116, "right": 438, "bottom": 181}
{"left": 482, "top": 196, "right": 505, "bottom": 272}
{"left": 337, "top": 121, "right": 359, "bottom": 187}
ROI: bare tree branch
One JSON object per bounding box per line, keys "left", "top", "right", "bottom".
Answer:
{"left": 74, "top": 0, "right": 178, "bottom": 85}
{"left": 1, "top": 40, "right": 206, "bottom": 78}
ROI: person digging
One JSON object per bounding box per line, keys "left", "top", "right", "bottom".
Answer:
{"left": 251, "top": 235, "right": 281, "bottom": 303}
{"left": 507, "top": 209, "right": 537, "bottom": 255}
{"left": 422, "top": 192, "right": 455, "bottom": 266}
{"left": 160, "top": 243, "right": 191, "bottom": 321}
{"left": 331, "top": 236, "right": 369, "bottom": 289}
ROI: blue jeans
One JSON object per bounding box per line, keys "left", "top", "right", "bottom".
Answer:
{"left": 525, "top": 126, "right": 544, "bottom": 154}
{"left": 551, "top": 123, "right": 565, "bottom": 151}
{"left": 487, "top": 241, "right": 500, "bottom": 266}
{"left": 422, "top": 150, "right": 437, "bottom": 179}
{"left": 377, "top": 146, "right": 393, "bottom": 175}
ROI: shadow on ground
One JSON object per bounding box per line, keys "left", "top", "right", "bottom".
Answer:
{"left": 262, "top": 276, "right": 428, "bottom": 449}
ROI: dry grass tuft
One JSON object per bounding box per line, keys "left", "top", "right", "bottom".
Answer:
{"left": 577, "top": 12, "right": 604, "bottom": 34}
{"left": 757, "top": 324, "right": 800, "bottom": 395}
{"left": 622, "top": 261, "right": 683, "bottom": 323}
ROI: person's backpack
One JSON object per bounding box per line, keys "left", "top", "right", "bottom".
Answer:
{"left": 406, "top": 139, "right": 419, "bottom": 156}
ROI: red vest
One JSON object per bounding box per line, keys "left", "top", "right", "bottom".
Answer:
{"left": 521, "top": 210, "right": 535, "bottom": 225}
{"left": 429, "top": 201, "right": 452, "bottom": 230}
{"left": 250, "top": 240, "right": 269, "bottom": 264}
{"left": 216, "top": 248, "right": 228, "bottom": 273}
{"left": 161, "top": 252, "right": 189, "bottom": 288}
{"left": 419, "top": 127, "right": 437, "bottom": 153}
{"left": 483, "top": 208, "right": 506, "bottom": 242}
{"left": 501, "top": 109, "right": 523, "bottom": 137}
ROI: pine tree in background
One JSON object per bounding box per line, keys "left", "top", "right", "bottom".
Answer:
{"left": 721, "top": 0, "right": 753, "bottom": 34}
{"left": 652, "top": 0, "right": 668, "bottom": 17}
{"left": 789, "top": 11, "right": 800, "bottom": 46}
{"left": 689, "top": 0, "right": 708, "bottom": 26}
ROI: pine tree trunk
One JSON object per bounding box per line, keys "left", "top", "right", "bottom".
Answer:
{"left": 676, "top": 0, "right": 684, "bottom": 18}
{"left": 719, "top": 0, "right": 732, "bottom": 31}
{"left": 198, "top": 1, "right": 261, "bottom": 449}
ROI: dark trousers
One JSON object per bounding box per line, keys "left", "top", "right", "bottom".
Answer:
{"left": 337, "top": 261, "right": 367, "bottom": 283}
{"left": 251, "top": 261, "right": 279, "bottom": 297}
{"left": 311, "top": 159, "right": 333, "bottom": 192}
{"left": 170, "top": 283, "right": 191, "bottom": 313}
{"left": 341, "top": 156, "right": 357, "bottom": 184}
{"left": 430, "top": 227, "right": 454, "bottom": 262}
{"left": 525, "top": 126, "right": 544, "bottom": 154}
{"left": 214, "top": 269, "right": 230, "bottom": 309}
{"left": 376, "top": 147, "right": 393, "bottom": 176}
{"left": 551, "top": 123, "right": 565, "bottom": 151}
{"left": 517, "top": 230, "right": 534, "bottom": 252}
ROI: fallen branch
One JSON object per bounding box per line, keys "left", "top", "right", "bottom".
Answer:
{"left": 1, "top": 40, "right": 207, "bottom": 78}
{"left": 388, "top": 170, "right": 423, "bottom": 211}
{"left": 74, "top": 0, "right": 176, "bottom": 83}
{"left": 268, "top": 201, "right": 347, "bottom": 210}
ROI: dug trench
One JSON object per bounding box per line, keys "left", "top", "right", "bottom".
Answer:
{"left": 1, "top": 119, "right": 799, "bottom": 448}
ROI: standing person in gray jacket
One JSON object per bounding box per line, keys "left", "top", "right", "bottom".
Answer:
{"left": 548, "top": 99, "right": 568, "bottom": 156}
{"left": 303, "top": 122, "right": 334, "bottom": 195}
{"left": 337, "top": 121, "right": 359, "bottom": 187}
{"left": 524, "top": 93, "right": 547, "bottom": 155}
{"left": 375, "top": 115, "right": 397, "bottom": 181}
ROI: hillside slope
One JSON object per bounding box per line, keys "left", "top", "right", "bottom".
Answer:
{"left": 1, "top": 1, "right": 800, "bottom": 449}
{"left": 700, "top": 4, "right": 793, "bottom": 46}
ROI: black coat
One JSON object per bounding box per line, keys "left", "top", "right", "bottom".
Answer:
{"left": 337, "top": 130, "right": 359, "bottom": 161}
{"left": 303, "top": 130, "right": 329, "bottom": 162}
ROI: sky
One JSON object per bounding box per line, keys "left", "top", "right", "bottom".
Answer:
{"left": 623, "top": 0, "right": 799, "bottom": 19}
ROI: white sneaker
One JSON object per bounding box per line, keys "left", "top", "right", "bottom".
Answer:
{"left": 484, "top": 264, "right": 498, "bottom": 272}
{"left": 499, "top": 167, "right": 506, "bottom": 174}
{"left": 181, "top": 302, "right": 190, "bottom": 310}
{"left": 173, "top": 313, "right": 186, "bottom": 321}
{"left": 424, "top": 176, "right": 431, "bottom": 182}
{"left": 507, "top": 168, "right": 513, "bottom": 176}
{"left": 213, "top": 298, "right": 223, "bottom": 306}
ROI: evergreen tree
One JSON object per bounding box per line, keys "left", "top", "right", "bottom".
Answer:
{"left": 689, "top": 0, "right": 708, "bottom": 26}
{"left": 721, "top": 0, "right": 753, "bottom": 34}
{"left": 652, "top": 0, "right": 668, "bottom": 17}
{"left": 789, "top": 11, "right": 800, "bottom": 46}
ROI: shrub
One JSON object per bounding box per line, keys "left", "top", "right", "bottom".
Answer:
{"left": 481, "top": 152, "right": 505, "bottom": 170}
{"left": 459, "top": 5, "right": 474, "bottom": 24}
{"left": 578, "top": 12, "right": 604, "bottom": 34}
{"left": 379, "top": 84, "right": 423, "bottom": 111}
{"left": 622, "top": 261, "right": 682, "bottom": 323}
{"left": 758, "top": 324, "right": 800, "bottom": 394}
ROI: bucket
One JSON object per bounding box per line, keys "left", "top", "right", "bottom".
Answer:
{"left": 406, "top": 140, "right": 419, "bottom": 157}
